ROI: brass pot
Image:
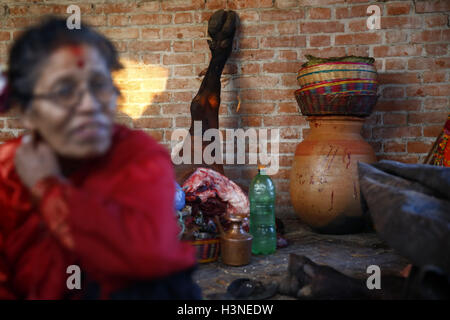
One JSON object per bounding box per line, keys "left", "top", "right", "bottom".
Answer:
{"left": 219, "top": 216, "right": 252, "bottom": 266}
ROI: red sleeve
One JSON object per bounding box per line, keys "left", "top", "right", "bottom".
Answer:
{"left": 33, "top": 151, "right": 196, "bottom": 281}
{"left": 0, "top": 234, "right": 16, "bottom": 299}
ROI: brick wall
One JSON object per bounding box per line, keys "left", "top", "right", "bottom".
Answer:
{"left": 0, "top": 0, "right": 449, "bottom": 220}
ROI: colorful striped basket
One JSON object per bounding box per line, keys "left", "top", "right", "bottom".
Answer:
{"left": 297, "top": 78, "right": 378, "bottom": 96}
{"left": 189, "top": 238, "right": 220, "bottom": 263}
{"left": 297, "top": 61, "right": 378, "bottom": 87}
{"left": 295, "top": 89, "right": 379, "bottom": 117}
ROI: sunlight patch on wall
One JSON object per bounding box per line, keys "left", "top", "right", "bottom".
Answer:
{"left": 113, "top": 59, "right": 169, "bottom": 119}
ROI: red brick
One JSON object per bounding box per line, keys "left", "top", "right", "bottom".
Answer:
{"left": 382, "top": 87, "right": 405, "bottom": 99}
{"left": 300, "top": 21, "right": 345, "bottom": 33}
{"left": 174, "top": 12, "right": 193, "bottom": 24}
{"left": 381, "top": 16, "right": 422, "bottom": 29}
{"left": 411, "top": 30, "right": 443, "bottom": 43}
{"left": 378, "top": 155, "right": 419, "bottom": 164}
{"left": 241, "top": 116, "right": 263, "bottom": 127}
{"left": 372, "top": 126, "right": 421, "bottom": 140}
{"left": 142, "top": 54, "right": 161, "bottom": 64}
{"left": 425, "top": 44, "right": 448, "bottom": 56}
{"left": 163, "top": 53, "right": 205, "bottom": 65}
{"left": 279, "top": 102, "right": 299, "bottom": 114}
{"left": 0, "top": 32, "right": 10, "bottom": 41}
{"left": 261, "top": 9, "right": 304, "bottom": 21}
{"left": 171, "top": 92, "right": 194, "bottom": 103}
{"left": 239, "top": 38, "right": 258, "bottom": 49}
{"left": 301, "top": 48, "right": 346, "bottom": 59}
{"left": 173, "top": 41, "right": 192, "bottom": 52}
{"left": 163, "top": 26, "right": 205, "bottom": 39}
{"left": 424, "top": 125, "right": 445, "bottom": 137}
{"left": 101, "top": 3, "right": 137, "bottom": 14}
{"left": 275, "top": 0, "right": 298, "bottom": 9}
{"left": 130, "top": 14, "right": 172, "bottom": 25}
{"left": 101, "top": 28, "right": 139, "bottom": 40}
{"left": 161, "top": 0, "right": 205, "bottom": 11}
{"left": 280, "top": 123, "right": 300, "bottom": 139}
{"left": 408, "top": 112, "right": 448, "bottom": 124}
{"left": 161, "top": 104, "right": 188, "bottom": 115}
{"left": 423, "top": 98, "right": 449, "bottom": 111}
{"left": 279, "top": 142, "right": 298, "bottom": 154}
{"left": 166, "top": 78, "right": 200, "bottom": 90}
{"left": 385, "top": 59, "right": 407, "bottom": 71}
{"left": 264, "top": 115, "right": 307, "bottom": 127}
{"left": 83, "top": 15, "right": 107, "bottom": 27}
{"left": 107, "top": 15, "right": 129, "bottom": 27}
{"left": 277, "top": 22, "right": 298, "bottom": 35}
{"left": 373, "top": 45, "right": 422, "bottom": 58}
{"left": 238, "top": 103, "right": 276, "bottom": 115}
{"left": 423, "top": 71, "right": 446, "bottom": 83}
{"left": 133, "top": 118, "right": 172, "bottom": 129}
{"left": 378, "top": 72, "right": 421, "bottom": 85}
{"left": 238, "top": 11, "right": 260, "bottom": 22}
{"left": 309, "top": 8, "right": 331, "bottom": 19}
{"left": 262, "top": 35, "right": 307, "bottom": 48}
{"left": 263, "top": 89, "right": 295, "bottom": 101}
{"left": 385, "top": 30, "right": 409, "bottom": 43}
{"left": 415, "top": 0, "right": 450, "bottom": 13}
{"left": 279, "top": 50, "right": 298, "bottom": 60}
{"left": 234, "top": 76, "right": 279, "bottom": 89}
{"left": 310, "top": 35, "right": 330, "bottom": 47}
{"left": 407, "top": 141, "right": 433, "bottom": 154}
{"left": 128, "top": 41, "right": 171, "bottom": 52}
{"left": 241, "top": 24, "right": 276, "bottom": 36}
{"left": 384, "top": 141, "right": 406, "bottom": 153}
{"left": 233, "top": 50, "right": 275, "bottom": 61}
{"left": 142, "top": 130, "right": 164, "bottom": 142}
{"left": 383, "top": 113, "right": 407, "bottom": 126}
{"left": 348, "top": 19, "right": 370, "bottom": 32}
{"left": 387, "top": 2, "right": 411, "bottom": 15}
{"left": 206, "top": 0, "right": 227, "bottom": 10}
{"left": 237, "top": 90, "right": 262, "bottom": 102}
{"left": 299, "top": 0, "right": 345, "bottom": 5}
{"left": 137, "top": 2, "right": 160, "bottom": 12}
{"left": 347, "top": 46, "right": 370, "bottom": 57}
{"left": 406, "top": 84, "right": 450, "bottom": 97}
{"left": 424, "top": 14, "right": 448, "bottom": 27}
{"left": 335, "top": 33, "right": 381, "bottom": 45}
{"left": 263, "top": 62, "right": 300, "bottom": 73}
{"left": 240, "top": 63, "right": 260, "bottom": 74}
{"left": 281, "top": 74, "right": 298, "bottom": 87}
{"left": 141, "top": 28, "right": 160, "bottom": 40}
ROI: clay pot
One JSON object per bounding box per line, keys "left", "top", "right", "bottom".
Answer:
{"left": 289, "top": 116, "right": 376, "bottom": 234}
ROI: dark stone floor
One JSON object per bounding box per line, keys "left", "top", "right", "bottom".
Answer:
{"left": 192, "top": 218, "right": 410, "bottom": 300}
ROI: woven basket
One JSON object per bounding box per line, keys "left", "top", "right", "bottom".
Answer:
{"left": 294, "top": 89, "right": 379, "bottom": 117}
{"left": 297, "top": 78, "right": 378, "bottom": 95}
{"left": 189, "top": 238, "right": 220, "bottom": 263}
{"left": 297, "top": 62, "right": 377, "bottom": 87}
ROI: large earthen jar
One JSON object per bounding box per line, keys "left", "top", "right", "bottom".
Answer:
{"left": 289, "top": 116, "right": 376, "bottom": 234}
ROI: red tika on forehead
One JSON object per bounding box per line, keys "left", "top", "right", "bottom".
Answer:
{"left": 66, "top": 45, "right": 85, "bottom": 68}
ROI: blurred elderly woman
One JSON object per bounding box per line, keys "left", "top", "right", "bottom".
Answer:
{"left": 0, "top": 17, "right": 200, "bottom": 299}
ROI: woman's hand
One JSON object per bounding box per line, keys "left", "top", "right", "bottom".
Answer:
{"left": 14, "top": 133, "right": 62, "bottom": 190}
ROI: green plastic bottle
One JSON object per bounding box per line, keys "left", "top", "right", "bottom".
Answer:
{"left": 249, "top": 166, "right": 276, "bottom": 255}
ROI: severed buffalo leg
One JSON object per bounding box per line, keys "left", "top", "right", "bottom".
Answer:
{"left": 278, "top": 254, "right": 449, "bottom": 300}
{"left": 175, "top": 10, "right": 237, "bottom": 184}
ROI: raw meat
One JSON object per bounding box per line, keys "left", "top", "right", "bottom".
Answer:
{"left": 182, "top": 167, "right": 250, "bottom": 217}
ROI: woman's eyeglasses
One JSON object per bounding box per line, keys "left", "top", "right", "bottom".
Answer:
{"left": 31, "top": 77, "right": 119, "bottom": 109}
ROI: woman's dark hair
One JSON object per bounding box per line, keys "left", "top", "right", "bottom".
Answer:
{"left": 6, "top": 16, "right": 123, "bottom": 110}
